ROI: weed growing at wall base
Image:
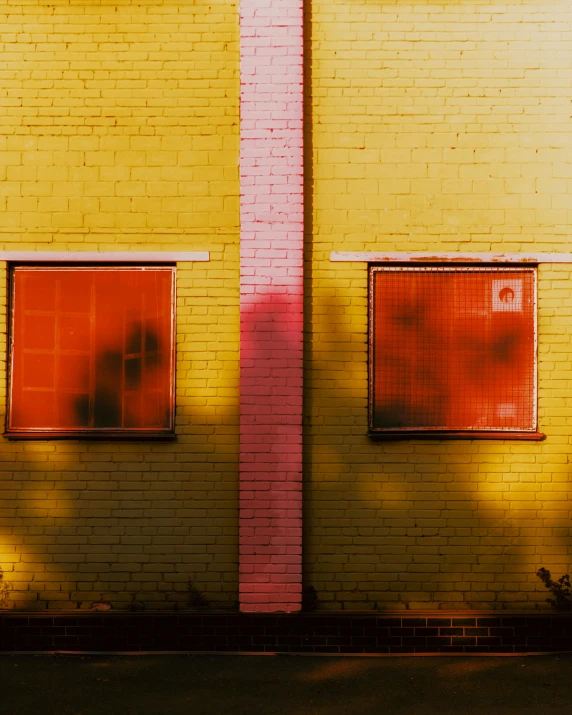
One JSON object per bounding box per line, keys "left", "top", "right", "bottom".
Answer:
{"left": 188, "top": 580, "right": 208, "bottom": 611}
{"left": 536, "top": 568, "right": 572, "bottom": 611}
{"left": 0, "top": 570, "right": 12, "bottom": 609}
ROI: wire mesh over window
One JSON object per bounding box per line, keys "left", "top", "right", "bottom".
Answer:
{"left": 7, "top": 266, "right": 175, "bottom": 437}
{"left": 369, "top": 266, "right": 537, "bottom": 436}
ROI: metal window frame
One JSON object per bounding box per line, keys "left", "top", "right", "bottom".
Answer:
{"left": 5, "top": 264, "right": 177, "bottom": 440}
{"left": 368, "top": 264, "right": 544, "bottom": 441}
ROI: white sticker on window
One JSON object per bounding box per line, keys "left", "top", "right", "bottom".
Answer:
{"left": 492, "top": 279, "right": 523, "bottom": 312}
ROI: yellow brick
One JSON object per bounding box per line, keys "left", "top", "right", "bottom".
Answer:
{"left": 0, "top": 0, "right": 239, "bottom": 612}
{"left": 307, "top": 0, "right": 572, "bottom": 613}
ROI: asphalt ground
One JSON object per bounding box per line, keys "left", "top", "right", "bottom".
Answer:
{"left": 1, "top": 653, "right": 571, "bottom": 715}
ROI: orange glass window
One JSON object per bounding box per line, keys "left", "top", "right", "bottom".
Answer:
{"left": 8, "top": 266, "right": 174, "bottom": 437}
{"left": 369, "top": 266, "right": 537, "bottom": 437}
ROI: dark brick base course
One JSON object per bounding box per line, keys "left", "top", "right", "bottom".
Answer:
{"left": 1, "top": 612, "right": 571, "bottom": 654}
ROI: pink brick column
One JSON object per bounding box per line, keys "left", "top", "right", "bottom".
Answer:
{"left": 239, "top": 0, "right": 304, "bottom": 612}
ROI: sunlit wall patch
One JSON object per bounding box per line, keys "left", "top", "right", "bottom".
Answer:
{"left": 368, "top": 265, "right": 540, "bottom": 440}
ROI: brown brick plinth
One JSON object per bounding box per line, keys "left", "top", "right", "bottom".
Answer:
{"left": 1, "top": 612, "right": 571, "bottom": 654}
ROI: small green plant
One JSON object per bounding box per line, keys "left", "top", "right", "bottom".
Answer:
{"left": 536, "top": 567, "right": 572, "bottom": 611}
{"left": 187, "top": 579, "right": 208, "bottom": 610}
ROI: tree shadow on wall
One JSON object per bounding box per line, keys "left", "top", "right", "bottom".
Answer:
{"left": 72, "top": 324, "right": 170, "bottom": 430}
{"left": 239, "top": 290, "right": 304, "bottom": 607}
{"left": 0, "top": 318, "right": 239, "bottom": 612}
{"left": 302, "top": 285, "right": 566, "bottom": 613}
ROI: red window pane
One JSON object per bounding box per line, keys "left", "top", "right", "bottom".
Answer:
{"left": 369, "top": 267, "right": 536, "bottom": 434}
{"left": 9, "top": 267, "right": 174, "bottom": 435}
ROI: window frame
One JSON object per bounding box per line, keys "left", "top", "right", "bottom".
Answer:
{"left": 5, "top": 263, "right": 176, "bottom": 440}
{"left": 368, "top": 263, "right": 544, "bottom": 441}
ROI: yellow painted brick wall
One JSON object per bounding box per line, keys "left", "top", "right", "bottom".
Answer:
{"left": 306, "top": 1, "right": 572, "bottom": 610}
{"left": 0, "top": 0, "right": 239, "bottom": 609}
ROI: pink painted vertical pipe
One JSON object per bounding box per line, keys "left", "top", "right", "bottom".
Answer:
{"left": 239, "top": 0, "right": 304, "bottom": 612}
